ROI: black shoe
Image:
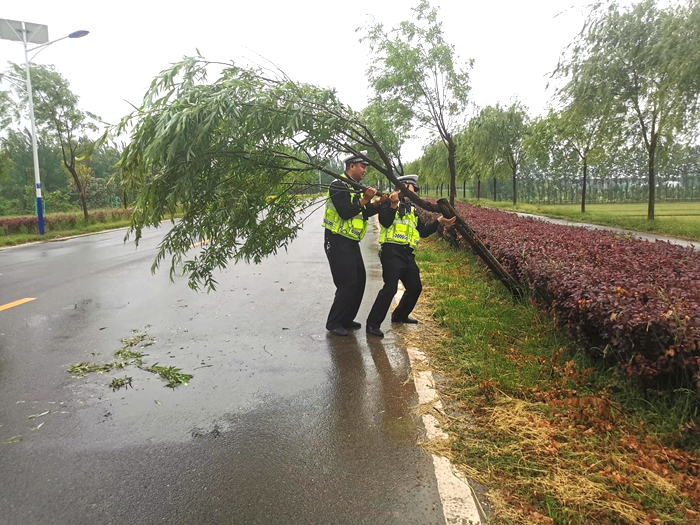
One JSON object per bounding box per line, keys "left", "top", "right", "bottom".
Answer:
{"left": 366, "top": 326, "right": 384, "bottom": 337}
{"left": 343, "top": 321, "right": 362, "bottom": 329}
{"left": 391, "top": 316, "right": 418, "bottom": 324}
{"left": 328, "top": 326, "right": 348, "bottom": 337}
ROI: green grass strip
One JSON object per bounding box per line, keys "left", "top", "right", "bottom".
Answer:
{"left": 415, "top": 237, "right": 700, "bottom": 524}
{"left": 0, "top": 220, "right": 133, "bottom": 247}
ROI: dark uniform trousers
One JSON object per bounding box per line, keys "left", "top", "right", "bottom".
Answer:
{"left": 325, "top": 229, "right": 366, "bottom": 330}
{"left": 366, "top": 242, "right": 422, "bottom": 328}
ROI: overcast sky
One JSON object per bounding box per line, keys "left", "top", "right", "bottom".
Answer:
{"left": 1, "top": 0, "right": 594, "bottom": 160}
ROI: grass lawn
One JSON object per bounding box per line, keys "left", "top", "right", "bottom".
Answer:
{"left": 411, "top": 236, "right": 700, "bottom": 524}
{"left": 0, "top": 219, "right": 132, "bottom": 248}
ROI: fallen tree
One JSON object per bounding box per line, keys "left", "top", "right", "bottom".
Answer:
{"left": 116, "top": 57, "right": 520, "bottom": 294}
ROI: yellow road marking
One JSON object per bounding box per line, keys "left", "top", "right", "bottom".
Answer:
{"left": 190, "top": 239, "right": 210, "bottom": 248}
{"left": 0, "top": 298, "right": 37, "bottom": 312}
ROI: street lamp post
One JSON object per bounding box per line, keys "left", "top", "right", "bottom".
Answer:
{"left": 0, "top": 19, "right": 88, "bottom": 235}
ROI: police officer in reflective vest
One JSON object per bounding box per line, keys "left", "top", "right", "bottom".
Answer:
{"left": 323, "top": 153, "right": 386, "bottom": 337}
{"left": 366, "top": 175, "right": 456, "bottom": 337}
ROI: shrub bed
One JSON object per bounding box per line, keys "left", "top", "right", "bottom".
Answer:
{"left": 423, "top": 201, "right": 700, "bottom": 387}
{"left": 0, "top": 209, "right": 133, "bottom": 236}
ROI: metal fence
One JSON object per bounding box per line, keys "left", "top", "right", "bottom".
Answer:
{"left": 422, "top": 173, "right": 700, "bottom": 204}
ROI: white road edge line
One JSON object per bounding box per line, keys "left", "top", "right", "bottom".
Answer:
{"left": 393, "top": 287, "right": 482, "bottom": 525}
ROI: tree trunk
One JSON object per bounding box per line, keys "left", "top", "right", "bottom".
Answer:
{"left": 477, "top": 179, "right": 481, "bottom": 200}
{"left": 436, "top": 198, "right": 522, "bottom": 298}
{"left": 66, "top": 164, "right": 89, "bottom": 221}
{"left": 581, "top": 157, "right": 588, "bottom": 214}
{"left": 648, "top": 138, "right": 656, "bottom": 220}
{"left": 79, "top": 190, "right": 88, "bottom": 221}
{"left": 512, "top": 169, "right": 517, "bottom": 205}
{"left": 493, "top": 178, "right": 497, "bottom": 201}
{"left": 447, "top": 136, "right": 457, "bottom": 207}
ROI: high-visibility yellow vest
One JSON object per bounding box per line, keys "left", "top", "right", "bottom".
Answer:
{"left": 322, "top": 176, "right": 368, "bottom": 241}
{"left": 380, "top": 204, "right": 419, "bottom": 249}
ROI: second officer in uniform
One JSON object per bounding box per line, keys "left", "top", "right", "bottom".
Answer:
{"left": 366, "top": 174, "right": 456, "bottom": 337}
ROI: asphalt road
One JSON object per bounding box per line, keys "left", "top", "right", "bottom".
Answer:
{"left": 0, "top": 214, "right": 447, "bottom": 524}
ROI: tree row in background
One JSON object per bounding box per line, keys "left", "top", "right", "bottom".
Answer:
{"left": 0, "top": 63, "right": 128, "bottom": 218}
{"left": 2, "top": 0, "right": 699, "bottom": 224}
{"left": 408, "top": 0, "right": 700, "bottom": 219}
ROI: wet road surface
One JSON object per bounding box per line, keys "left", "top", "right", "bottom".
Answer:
{"left": 0, "top": 215, "right": 446, "bottom": 524}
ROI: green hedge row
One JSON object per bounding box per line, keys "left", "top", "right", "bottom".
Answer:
{"left": 0, "top": 209, "right": 134, "bottom": 236}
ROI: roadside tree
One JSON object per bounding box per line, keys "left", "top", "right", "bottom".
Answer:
{"left": 0, "top": 150, "right": 12, "bottom": 199}
{"left": 557, "top": 0, "right": 700, "bottom": 219}
{"left": 0, "top": 129, "right": 66, "bottom": 214}
{"left": 468, "top": 106, "right": 510, "bottom": 202}
{"left": 85, "top": 177, "right": 111, "bottom": 209}
{"left": 3, "top": 63, "right": 101, "bottom": 221}
{"left": 0, "top": 89, "right": 12, "bottom": 131}
{"left": 360, "top": 97, "right": 413, "bottom": 191}
{"left": 495, "top": 102, "right": 529, "bottom": 205}
{"left": 529, "top": 106, "right": 612, "bottom": 211}
{"left": 362, "top": 0, "right": 473, "bottom": 206}
{"left": 419, "top": 140, "right": 449, "bottom": 196}
{"left": 556, "top": 103, "right": 615, "bottom": 213}
{"left": 453, "top": 128, "right": 476, "bottom": 199}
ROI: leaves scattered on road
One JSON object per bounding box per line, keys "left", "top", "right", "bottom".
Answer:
{"left": 27, "top": 410, "right": 50, "bottom": 420}
{"left": 140, "top": 364, "right": 192, "bottom": 388}
{"left": 109, "top": 376, "right": 133, "bottom": 391}
{"left": 67, "top": 328, "right": 193, "bottom": 390}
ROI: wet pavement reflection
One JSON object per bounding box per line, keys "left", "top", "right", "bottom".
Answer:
{"left": 0, "top": 212, "right": 445, "bottom": 524}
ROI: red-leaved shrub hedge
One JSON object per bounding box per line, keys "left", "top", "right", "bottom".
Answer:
{"left": 423, "top": 201, "right": 700, "bottom": 386}
{"left": 0, "top": 209, "right": 133, "bottom": 236}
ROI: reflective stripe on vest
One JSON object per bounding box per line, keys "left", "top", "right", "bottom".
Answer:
{"left": 380, "top": 205, "right": 419, "bottom": 249}
{"left": 322, "top": 177, "right": 368, "bottom": 241}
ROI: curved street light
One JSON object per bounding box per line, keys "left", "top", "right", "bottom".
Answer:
{"left": 0, "top": 19, "right": 89, "bottom": 235}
